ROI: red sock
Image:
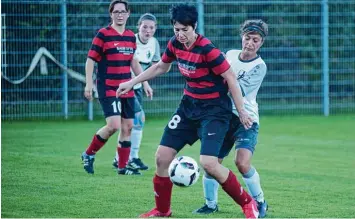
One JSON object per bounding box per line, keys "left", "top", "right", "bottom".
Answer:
{"left": 153, "top": 174, "right": 173, "bottom": 213}
{"left": 221, "top": 170, "right": 252, "bottom": 207}
{"left": 117, "top": 142, "right": 130, "bottom": 169}
{"left": 85, "top": 135, "right": 107, "bottom": 155}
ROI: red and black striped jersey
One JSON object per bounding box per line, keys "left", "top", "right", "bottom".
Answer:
{"left": 88, "top": 26, "right": 136, "bottom": 98}
{"left": 162, "top": 34, "right": 231, "bottom": 100}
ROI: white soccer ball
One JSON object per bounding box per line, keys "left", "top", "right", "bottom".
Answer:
{"left": 168, "top": 156, "right": 200, "bottom": 187}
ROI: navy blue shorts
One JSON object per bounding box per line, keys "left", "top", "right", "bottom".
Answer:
{"left": 160, "top": 98, "right": 232, "bottom": 157}
{"left": 218, "top": 114, "right": 259, "bottom": 158}
{"left": 99, "top": 97, "right": 141, "bottom": 119}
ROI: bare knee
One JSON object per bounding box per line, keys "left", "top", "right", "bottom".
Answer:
{"left": 200, "top": 157, "right": 219, "bottom": 176}
{"left": 235, "top": 158, "right": 251, "bottom": 174}
{"left": 154, "top": 146, "right": 177, "bottom": 176}
{"left": 155, "top": 147, "right": 176, "bottom": 168}
{"left": 121, "top": 119, "right": 133, "bottom": 137}
{"left": 235, "top": 149, "right": 253, "bottom": 174}
{"left": 106, "top": 122, "right": 120, "bottom": 135}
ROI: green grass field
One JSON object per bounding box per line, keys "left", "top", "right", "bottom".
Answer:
{"left": 2, "top": 115, "right": 355, "bottom": 218}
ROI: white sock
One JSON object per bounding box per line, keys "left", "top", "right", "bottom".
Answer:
{"left": 129, "top": 128, "right": 142, "bottom": 160}
{"left": 203, "top": 174, "right": 219, "bottom": 208}
{"left": 242, "top": 167, "right": 265, "bottom": 203}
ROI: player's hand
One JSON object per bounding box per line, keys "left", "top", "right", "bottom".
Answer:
{"left": 238, "top": 109, "right": 253, "bottom": 129}
{"left": 143, "top": 82, "right": 153, "bottom": 100}
{"left": 116, "top": 81, "right": 134, "bottom": 98}
{"left": 84, "top": 83, "right": 93, "bottom": 101}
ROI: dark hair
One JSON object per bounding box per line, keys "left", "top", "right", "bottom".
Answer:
{"left": 137, "top": 13, "right": 157, "bottom": 26}
{"left": 170, "top": 3, "right": 198, "bottom": 28}
{"left": 109, "top": 0, "right": 129, "bottom": 14}
{"left": 240, "top": 19, "right": 269, "bottom": 39}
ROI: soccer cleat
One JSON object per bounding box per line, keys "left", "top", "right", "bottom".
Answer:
{"left": 127, "top": 158, "right": 149, "bottom": 170}
{"left": 257, "top": 200, "right": 268, "bottom": 218}
{"left": 117, "top": 167, "right": 142, "bottom": 175}
{"left": 242, "top": 199, "right": 259, "bottom": 219}
{"left": 81, "top": 152, "right": 95, "bottom": 174}
{"left": 112, "top": 158, "right": 118, "bottom": 169}
{"left": 139, "top": 208, "right": 172, "bottom": 218}
{"left": 193, "top": 204, "right": 218, "bottom": 214}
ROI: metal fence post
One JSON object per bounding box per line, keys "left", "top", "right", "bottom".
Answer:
{"left": 61, "top": 0, "right": 68, "bottom": 119}
{"left": 88, "top": 101, "right": 93, "bottom": 121}
{"left": 197, "top": 0, "right": 204, "bottom": 36}
{"left": 321, "top": 0, "right": 329, "bottom": 116}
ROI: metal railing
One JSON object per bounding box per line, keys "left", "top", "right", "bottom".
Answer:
{"left": 1, "top": 0, "right": 354, "bottom": 120}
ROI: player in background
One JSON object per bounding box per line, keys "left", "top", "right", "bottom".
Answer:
{"left": 82, "top": 0, "right": 153, "bottom": 175}
{"left": 116, "top": 4, "right": 259, "bottom": 218}
{"left": 113, "top": 13, "right": 161, "bottom": 171}
{"left": 193, "top": 19, "right": 269, "bottom": 218}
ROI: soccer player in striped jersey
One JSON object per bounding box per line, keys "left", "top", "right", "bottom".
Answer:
{"left": 194, "top": 19, "right": 269, "bottom": 218}
{"left": 113, "top": 13, "right": 161, "bottom": 171}
{"left": 81, "top": 0, "right": 153, "bottom": 175}
{"left": 116, "top": 4, "right": 259, "bottom": 218}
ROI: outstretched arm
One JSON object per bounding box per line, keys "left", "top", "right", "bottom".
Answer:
{"left": 116, "top": 60, "right": 171, "bottom": 97}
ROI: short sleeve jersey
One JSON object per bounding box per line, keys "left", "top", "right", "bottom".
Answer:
{"left": 162, "top": 35, "right": 231, "bottom": 101}
{"left": 226, "top": 49, "right": 267, "bottom": 124}
{"left": 132, "top": 34, "right": 161, "bottom": 90}
{"left": 88, "top": 26, "right": 136, "bottom": 98}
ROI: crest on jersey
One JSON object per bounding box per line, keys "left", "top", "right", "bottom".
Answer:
{"left": 147, "top": 51, "right": 151, "bottom": 59}
{"left": 237, "top": 70, "right": 247, "bottom": 79}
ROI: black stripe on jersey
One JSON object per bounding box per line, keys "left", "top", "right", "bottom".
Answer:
{"left": 184, "top": 72, "right": 219, "bottom": 82}
{"left": 96, "top": 31, "right": 105, "bottom": 40}
{"left": 104, "top": 35, "right": 136, "bottom": 43}
{"left": 208, "top": 54, "right": 225, "bottom": 68}
{"left": 90, "top": 44, "right": 103, "bottom": 53}
{"left": 106, "top": 60, "right": 131, "bottom": 67}
{"left": 185, "top": 85, "right": 225, "bottom": 95}
{"left": 164, "top": 46, "right": 175, "bottom": 59}
{"left": 102, "top": 73, "right": 131, "bottom": 80}
{"left": 190, "top": 44, "right": 214, "bottom": 55}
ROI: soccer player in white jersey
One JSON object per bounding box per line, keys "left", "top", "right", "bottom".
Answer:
{"left": 194, "top": 19, "right": 269, "bottom": 218}
{"left": 113, "top": 13, "right": 161, "bottom": 170}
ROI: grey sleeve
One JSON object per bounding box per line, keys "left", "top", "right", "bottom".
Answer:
{"left": 239, "top": 64, "right": 267, "bottom": 96}
{"left": 152, "top": 39, "right": 161, "bottom": 62}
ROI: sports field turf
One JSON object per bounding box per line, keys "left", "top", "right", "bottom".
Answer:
{"left": 2, "top": 115, "right": 355, "bottom": 218}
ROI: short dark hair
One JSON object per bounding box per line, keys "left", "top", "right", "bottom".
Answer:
{"left": 170, "top": 3, "right": 198, "bottom": 28}
{"left": 109, "top": 0, "right": 129, "bottom": 14}
{"left": 240, "top": 19, "right": 269, "bottom": 39}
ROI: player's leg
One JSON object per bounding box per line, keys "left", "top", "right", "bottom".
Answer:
{"left": 193, "top": 166, "right": 220, "bottom": 214}
{"left": 235, "top": 123, "right": 268, "bottom": 217}
{"left": 82, "top": 97, "right": 122, "bottom": 174}
{"left": 117, "top": 98, "right": 141, "bottom": 175}
{"left": 140, "top": 110, "right": 198, "bottom": 218}
{"left": 198, "top": 117, "right": 258, "bottom": 218}
{"left": 130, "top": 110, "right": 145, "bottom": 160}
{"left": 129, "top": 89, "right": 149, "bottom": 170}
{"left": 194, "top": 117, "right": 238, "bottom": 214}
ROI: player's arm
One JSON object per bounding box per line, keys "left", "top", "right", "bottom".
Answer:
{"left": 117, "top": 60, "right": 171, "bottom": 97}
{"left": 85, "top": 30, "right": 104, "bottom": 101}
{"left": 131, "top": 57, "right": 153, "bottom": 99}
{"left": 84, "top": 58, "right": 95, "bottom": 101}
{"left": 221, "top": 68, "right": 253, "bottom": 129}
